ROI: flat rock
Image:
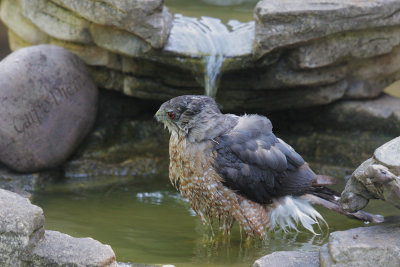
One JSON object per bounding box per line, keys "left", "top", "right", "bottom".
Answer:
{"left": 0, "top": 0, "right": 49, "bottom": 45}
{"left": 0, "top": 189, "right": 117, "bottom": 266}
{"left": 0, "top": 44, "right": 98, "bottom": 172}
{"left": 320, "top": 94, "right": 400, "bottom": 134}
{"left": 49, "top": 38, "right": 122, "bottom": 70}
{"left": 252, "top": 61, "right": 348, "bottom": 89}
{"left": 90, "top": 23, "right": 152, "bottom": 57}
{"left": 30, "top": 230, "right": 117, "bottom": 266}
{"left": 50, "top": 0, "right": 172, "bottom": 48}
{"left": 220, "top": 80, "right": 348, "bottom": 111}
{"left": 4, "top": 0, "right": 400, "bottom": 113}
{"left": 0, "top": 189, "right": 44, "bottom": 266}
{"left": 288, "top": 27, "right": 400, "bottom": 69}
{"left": 20, "top": 0, "right": 91, "bottom": 43}
{"left": 374, "top": 137, "right": 400, "bottom": 174}
{"left": 253, "top": 251, "right": 319, "bottom": 267}
{"left": 320, "top": 225, "right": 400, "bottom": 266}
{"left": 254, "top": 0, "right": 400, "bottom": 57}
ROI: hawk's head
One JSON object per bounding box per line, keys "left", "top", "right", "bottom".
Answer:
{"left": 155, "top": 95, "right": 222, "bottom": 138}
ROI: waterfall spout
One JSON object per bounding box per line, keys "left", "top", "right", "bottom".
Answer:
{"left": 164, "top": 14, "right": 254, "bottom": 98}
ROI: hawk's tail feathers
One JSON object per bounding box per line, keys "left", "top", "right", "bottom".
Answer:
{"left": 301, "top": 193, "right": 384, "bottom": 223}
{"left": 268, "top": 196, "right": 327, "bottom": 235}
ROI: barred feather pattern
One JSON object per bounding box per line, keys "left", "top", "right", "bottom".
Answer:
{"left": 169, "top": 132, "right": 325, "bottom": 239}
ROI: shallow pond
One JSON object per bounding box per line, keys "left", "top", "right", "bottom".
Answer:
{"left": 32, "top": 166, "right": 399, "bottom": 266}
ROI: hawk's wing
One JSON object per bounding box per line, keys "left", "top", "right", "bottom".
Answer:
{"left": 214, "top": 115, "right": 315, "bottom": 204}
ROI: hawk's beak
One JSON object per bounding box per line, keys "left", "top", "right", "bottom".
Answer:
{"left": 154, "top": 110, "right": 161, "bottom": 122}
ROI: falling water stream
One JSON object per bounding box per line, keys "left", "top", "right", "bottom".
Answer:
{"left": 164, "top": 14, "right": 254, "bottom": 98}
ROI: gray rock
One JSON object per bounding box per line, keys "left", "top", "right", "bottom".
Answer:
{"left": 253, "top": 251, "right": 319, "bottom": 267}
{"left": 0, "top": 189, "right": 44, "bottom": 266}
{"left": 0, "top": 189, "right": 118, "bottom": 266}
{"left": 251, "top": 60, "right": 348, "bottom": 90}
{"left": 0, "top": 44, "right": 98, "bottom": 172}
{"left": 254, "top": 0, "right": 400, "bottom": 57}
{"left": 7, "top": 29, "right": 31, "bottom": 51}
{"left": 0, "top": 90, "right": 170, "bottom": 193}
{"left": 322, "top": 94, "right": 400, "bottom": 133}
{"left": 20, "top": 0, "right": 92, "bottom": 43}
{"left": 288, "top": 27, "right": 400, "bottom": 69}
{"left": 375, "top": 137, "right": 400, "bottom": 174}
{"left": 4, "top": 0, "right": 400, "bottom": 113}
{"left": 0, "top": 0, "right": 49, "bottom": 45}
{"left": 320, "top": 225, "right": 400, "bottom": 267}
{"left": 50, "top": 0, "right": 172, "bottom": 48}
{"left": 349, "top": 45, "right": 400, "bottom": 87}
{"left": 220, "top": 80, "right": 348, "bottom": 111}
{"left": 344, "top": 78, "right": 383, "bottom": 99}
{"left": 340, "top": 137, "right": 400, "bottom": 212}
{"left": 90, "top": 23, "right": 152, "bottom": 57}
{"left": 30, "top": 230, "right": 117, "bottom": 267}
{"left": 1, "top": 0, "right": 123, "bottom": 69}
{"left": 49, "top": 38, "right": 123, "bottom": 70}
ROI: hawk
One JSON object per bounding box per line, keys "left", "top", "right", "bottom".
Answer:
{"left": 155, "top": 95, "right": 382, "bottom": 239}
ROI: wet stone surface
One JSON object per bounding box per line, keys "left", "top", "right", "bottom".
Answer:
{"left": 340, "top": 137, "right": 400, "bottom": 212}
{"left": 319, "top": 225, "right": 400, "bottom": 267}
{"left": 0, "top": 44, "right": 98, "bottom": 173}
{"left": 0, "top": 189, "right": 117, "bottom": 266}
{"left": 374, "top": 137, "right": 400, "bottom": 174}
{"left": 253, "top": 251, "right": 319, "bottom": 267}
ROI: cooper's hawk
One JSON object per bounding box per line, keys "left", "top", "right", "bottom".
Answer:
{"left": 155, "top": 95, "right": 382, "bottom": 239}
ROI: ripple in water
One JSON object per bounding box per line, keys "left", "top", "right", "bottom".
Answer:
{"left": 164, "top": 14, "right": 254, "bottom": 98}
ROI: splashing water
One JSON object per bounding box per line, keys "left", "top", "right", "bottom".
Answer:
{"left": 164, "top": 14, "right": 254, "bottom": 98}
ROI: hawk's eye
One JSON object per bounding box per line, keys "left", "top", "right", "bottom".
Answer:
{"left": 167, "top": 111, "right": 175, "bottom": 120}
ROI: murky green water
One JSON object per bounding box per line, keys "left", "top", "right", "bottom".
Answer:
{"left": 165, "top": 0, "right": 257, "bottom": 22}
{"left": 32, "top": 166, "right": 399, "bottom": 266}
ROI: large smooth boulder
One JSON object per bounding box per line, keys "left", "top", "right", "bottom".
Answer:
{"left": 0, "top": 45, "right": 98, "bottom": 172}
